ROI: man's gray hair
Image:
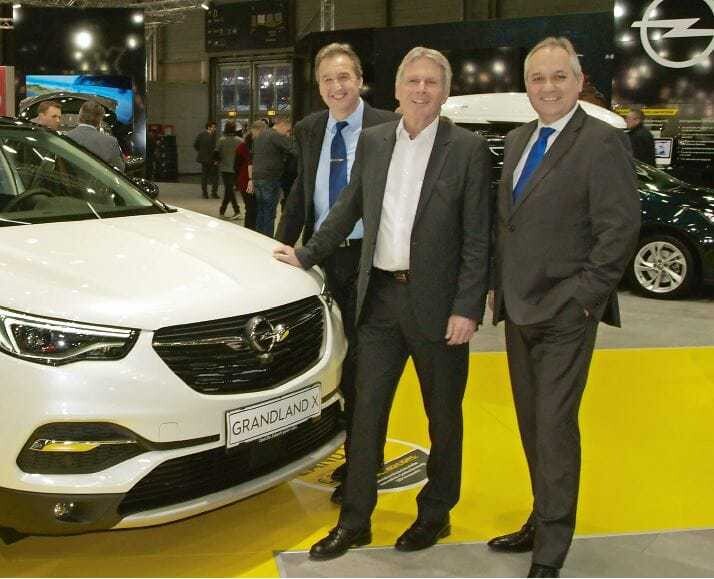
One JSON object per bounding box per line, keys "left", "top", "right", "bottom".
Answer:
{"left": 395, "top": 47, "right": 452, "bottom": 95}
{"left": 78, "top": 100, "right": 105, "bottom": 127}
{"left": 315, "top": 42, "right": 363, "bottom": 80}
{"left": 524, "top": 36, "right": 583, "bottom": 82}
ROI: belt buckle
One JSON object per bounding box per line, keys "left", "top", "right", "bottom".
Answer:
{"left": 394, "top": 271, "right": 409, "bottom": 283}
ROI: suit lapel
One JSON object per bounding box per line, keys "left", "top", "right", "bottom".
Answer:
{"left": 365, "top": 123, "right": 397, "bottom": 227}
{"left": 501, "top": 121, "right": 536, "bottom": 214}
{"left": 511, "top": 108, "right": 586, "bottom": 216}
{"left": 413, "top": 119, "right": 452, "bottom": 226}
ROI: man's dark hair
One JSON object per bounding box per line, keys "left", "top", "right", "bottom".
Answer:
{"left": 206, "top": 121, "right": 216, "bottom": 129}
{"left": 77, "top": 100, "right": 105, "bottom": 127}
{"left": 224, "top": 120, "right": 236, "bottom": 135}
{"left": 314, "top": 42, "right": 363, "bottom": 80}
{"left": 37, "top": 100, "right": 61, "bottom": 115}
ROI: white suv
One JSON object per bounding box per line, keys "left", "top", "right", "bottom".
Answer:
{"left": 0, "top": 120, "right": 346, "bottom": 538}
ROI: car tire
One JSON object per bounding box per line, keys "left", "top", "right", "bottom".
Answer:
{"left": 628, "top": 235, "right": 696, "bottom": 299}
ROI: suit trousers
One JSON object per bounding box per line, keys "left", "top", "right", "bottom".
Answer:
{"left": 323, "top": 245, "right": 360, "bottom": 460}
{"left": 504, "top": 299, "right": 598, "bottom": 568}
{"left": 339, "top": 270, "right": 468, "bottom": 529}
{"left": 200, "top": 162, "right": 218, "bottom": 196}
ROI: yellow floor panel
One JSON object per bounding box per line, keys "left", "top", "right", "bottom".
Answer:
{"left": 1, "top": 348, "right": 712, "bottom": 577}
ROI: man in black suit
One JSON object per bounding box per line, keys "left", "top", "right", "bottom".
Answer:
{"left": 194, "top": 121, "right": 218, "bottom": 199}
{"left": 274, "top": 46, "right": 491, "bottom": 559}
{"left": 626, "top": 107, "right": 655, "bottom": 166}
{"left": 487, "top": 37, "right": 640, "bottom": 578}
{"left": 277, "top": 43, "right": 399, "bottom": 503}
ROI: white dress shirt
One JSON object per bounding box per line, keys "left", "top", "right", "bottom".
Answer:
{"left": 512, "top": 104, "right": 579, "bottom": 190}
{"left": 373, "top": 116, "right": 439, "bottom": 271}
{"left": 314, "top": 99, "right": 365, "bottom": 239}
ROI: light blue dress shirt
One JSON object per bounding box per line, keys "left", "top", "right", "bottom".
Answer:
{"left": 314, "top": 99, "right": 364, "bottom": 239}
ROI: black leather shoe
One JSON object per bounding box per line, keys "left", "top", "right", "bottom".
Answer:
{"left": 394, "top": 517, "right": 450, "bottom": 551}
{"left": 331, "top": 463, "right": 347, "bottom": 482}
{"left": 487, "top": 523, "right": 535, "bottom": 552}
{"left": 528, "top": 563, "right": 559, "bottom": 577}
{"left": 309, "top": 525, "right": 371, "bottom": 560}
{"left": 330, "top": 484, "right": 344, "bottom": 505}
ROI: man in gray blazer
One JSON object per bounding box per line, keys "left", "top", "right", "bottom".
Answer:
{"left": 487, "top": 37, "right": 640, "bottom": 578}
{"left": 274, "top": 46, "right": 491, "bottom": 560}
{"left": 65, "top": 100, "right": 125, "bottom": 172}
{"left": 277, "top": 43, "right": 399, "bottom": 503}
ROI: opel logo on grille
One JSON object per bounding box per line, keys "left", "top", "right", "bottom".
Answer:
{"left": 245, "top": 316, "right": 290, "bottom": 357}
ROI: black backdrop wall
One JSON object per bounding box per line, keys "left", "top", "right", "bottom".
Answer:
{"left": 293, "top": 12, "right": 614, "bottom": 120}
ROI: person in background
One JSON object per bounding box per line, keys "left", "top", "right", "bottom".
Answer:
{"left": 31, "top": 100, "right": 62, "bottom": 131}
{"left": 625, "top": 107, "right": 655, "bottom": 166}
{"left": 194, "top": 121, "right": 219, "bottom": 199}
{"left": 216, "top": 121, "right": 242, "bottom": 219}
{"left": 252, "top": 116, "right": 295, "bottom": 237}
{"left": 65, "top": 100, "right": 125, "bottom": 172}
{"left": 235, "top": 120, "right": 265, "bottom": 231}
{"left": 487, "top": 37, "right": 640, "bottom": 578}
{"left": 276, "top": 42, "right": 400, "bottom": 504}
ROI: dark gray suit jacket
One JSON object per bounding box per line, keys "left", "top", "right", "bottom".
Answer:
{"left": 492, "top": 106, "right": 640, "bottom": 327}
{"left": 65, "top": 125, "right": 125, "bottom": 172}
{"left": 295, "top": 118, "right": 492, "bottom": 341}
{"left": 277, "top": 103, "right": 399, "bottom": 246}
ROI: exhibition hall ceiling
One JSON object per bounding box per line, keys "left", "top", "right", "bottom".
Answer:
{"left": 4, "top": 0, "right": 206, "bottom": 22}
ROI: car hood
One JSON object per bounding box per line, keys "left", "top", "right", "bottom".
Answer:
{"left": 0, "top": 210, "right": 321, "bottom": 330}
{"left": 645, "top": 183, "right": 714, "bottom": 211}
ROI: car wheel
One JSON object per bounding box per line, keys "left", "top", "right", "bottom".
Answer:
{"left": 629, "top": 235, "right": 696, "bottom": 298}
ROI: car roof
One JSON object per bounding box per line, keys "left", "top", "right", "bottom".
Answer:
{"left": 442, "top": 92, "right": 626, "bottom": 129}
{"left": 18, "top": 92, "right": 118, "bottom": 112}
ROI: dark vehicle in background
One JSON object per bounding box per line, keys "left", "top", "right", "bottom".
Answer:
{"left": 18, "top": 92, "right": 144, "bottom": 177}
{"left": 443, "top": 93, "right": 714, "bottom": 300}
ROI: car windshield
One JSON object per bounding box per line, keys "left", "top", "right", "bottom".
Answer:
{"left": 0, "top": 126, "right": 165, "bottom": 227}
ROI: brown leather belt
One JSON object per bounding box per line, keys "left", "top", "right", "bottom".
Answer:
{"left": 374, "top": 268, "right": 410, "bottom": 283}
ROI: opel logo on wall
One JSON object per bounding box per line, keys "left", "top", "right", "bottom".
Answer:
{"left": 631, "top": 0, "right": 714, "bottom": 69}
{"left": 245, "top": 316, "right": 289, "bottom": 363}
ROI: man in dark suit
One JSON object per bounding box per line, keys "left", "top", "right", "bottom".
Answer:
{"left": 626, "top": 107, "right": 656, "bottom": 166}
{"left": 194, "top": 121, "right": 218, "bottom": 199}
{"left": 65, "top": 100, "right": 125, "bottom": 172}
{"left": 277, "top": 43, "right": 399, "bottom": 503}
{"left": 487, "top": 37, "right": 640, "bottom": 578}
{"left": 274, "top": 46, "right": 491, "bottom": 559}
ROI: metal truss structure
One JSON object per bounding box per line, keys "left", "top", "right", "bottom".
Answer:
{"left": 0, "top": 0, "right": 208, "bottom": 24}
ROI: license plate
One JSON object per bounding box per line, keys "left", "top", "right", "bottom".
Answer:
{"left": 226, "top": 384, "right": 321, "bottom": 448}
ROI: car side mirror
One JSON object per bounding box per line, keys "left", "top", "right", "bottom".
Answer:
{"left": 129, "top": 177, "right": 160, "bottom": 199}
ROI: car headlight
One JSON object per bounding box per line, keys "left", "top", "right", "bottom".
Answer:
{"left": 0, "top": 307, "right": 138, "bottom": 365}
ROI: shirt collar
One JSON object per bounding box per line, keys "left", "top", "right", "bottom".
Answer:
{"left": 537, "top": 103, "right": 579, "bottom": 133}
{"left": 326, "top": 98, "right": 364, "bottom": 132}
{"left": 78, "top": 123, "right": 98, "bottom": 131}
{"left": 395, "top": 114, "right": 440, "bottom": 142}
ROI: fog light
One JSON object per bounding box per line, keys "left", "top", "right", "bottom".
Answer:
{"left": 53, "top": 501, "right": 77, "bottom": 521}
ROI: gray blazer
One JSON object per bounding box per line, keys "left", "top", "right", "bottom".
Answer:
{"left": 277, "top": 103, "right": 400, "bottom": 246}
{"left": 295, "top": 118, "right": 492, "bottom": 341}
{"left": 65, "top": 124, "right": 125, "bottom": 172}
{"left": 492, "top": 106, "right": 641, "bottom": 327}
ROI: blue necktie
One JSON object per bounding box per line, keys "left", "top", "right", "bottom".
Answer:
{"left": 329, "top": 121, "right": 349, "bottom": 208}
{"left": 512, "top": 127, "right": 556, "bottom": 204}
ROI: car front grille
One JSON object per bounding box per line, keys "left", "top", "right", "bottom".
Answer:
{"left": 152, "top": 296, "right": 324, "bottom": 395}
{"left": 117, "top": 401, "right": 341, "bottom": 516}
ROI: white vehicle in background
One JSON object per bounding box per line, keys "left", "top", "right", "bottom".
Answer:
{"left": 441, "top": 92, "right": 626, "bottom": 128}
{"left": 0, "top": 118, "right": 347, "bottom": 541}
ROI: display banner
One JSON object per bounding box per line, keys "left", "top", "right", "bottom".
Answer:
{"left": 613, "top": 0, "right": 714, "bottom": 179}
{"left": 206, "top": 0, "right": 292, "bottom": 52}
